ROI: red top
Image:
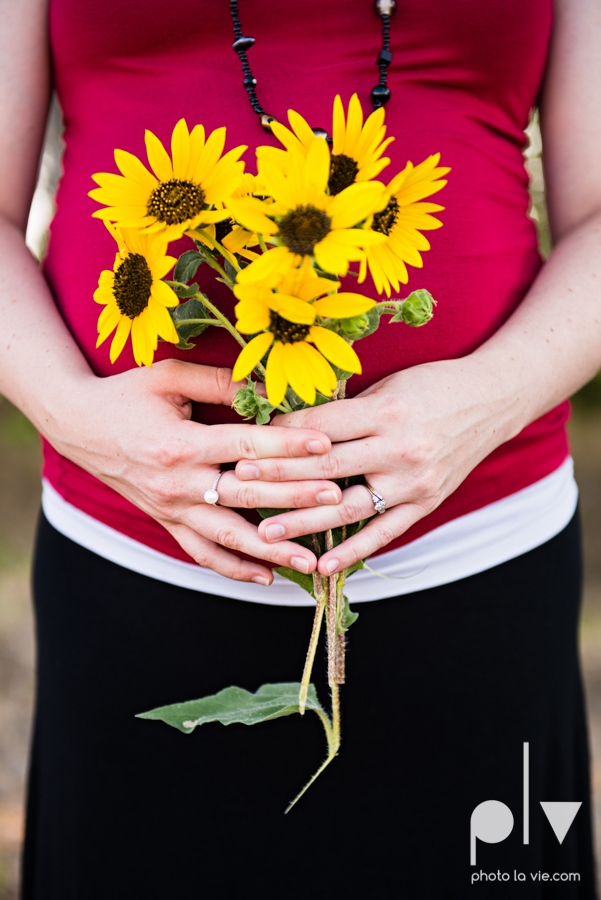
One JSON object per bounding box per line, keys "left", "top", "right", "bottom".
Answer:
{"left": 42, "top": 0, "right": 567, "bottom": 563}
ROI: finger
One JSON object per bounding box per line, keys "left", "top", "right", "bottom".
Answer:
{"left": 215, "top": 470, "right": 342, "bottom": 509}
{"left": 150, "top": 359, "right": 247, "bottom": 406}
{"left": 273, "top": 397, "right": 381, "bottom": 441}
{"left": 257, "top": 484, "right": 375, "bottom": 542}
{"left": 316, "top": 502, "right": 428, "bottom": 576}
{"left": 163, "top": 521, "right": 275, "bottom": 585}
{"left": 195, "top": 422, "right": 333, "bottom": 464}
{"left": 235, "top": 438, "right": 378, "bottom": 482}
{"left": 182, "top": 505, "right": 318, "bottom": 575}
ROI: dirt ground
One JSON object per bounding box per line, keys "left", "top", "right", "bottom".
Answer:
{"left": 1, "top": 399, "right": 601, "bottom": 896}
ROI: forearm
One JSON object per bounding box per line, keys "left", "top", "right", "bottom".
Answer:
{"left": 467, "top": 209, "right": 601, "bottom": 444}
{"left": 0, "top": 215, "right": 95, "bottom": 441}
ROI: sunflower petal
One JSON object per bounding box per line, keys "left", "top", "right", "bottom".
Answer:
{"left": 114, "top": 149, "right": 158, "bottom": 191}
{"left": 171, "top": 119, "right": 190, "bottom": 180}
{"left": 332, "top": 95, "right": 346, "bottom": 156}
{"left": 235, "top": 246, "right": 293, "bottom": 284}
{"left": 145, "top": 131, "right": 173, "bottom": 182}
{"left": 283, "top": 343, "right": 315, "bottom": 406}
{"left": 265, "top": 340, "right": 287, "bottom": 407}
{"left": 296, "top": 341, "right": 336, "bottom": 396}
{"left": 312, "top": 293, "right": 375, "bottom": 317}
{"left": 108, "top": 315, "right": 132, "bottom": 363}
{"left": 232, "top": 332, "right": 274, "bottom": 381}
{"left": 309, "top": 326, "right": 361, "bottom": 373}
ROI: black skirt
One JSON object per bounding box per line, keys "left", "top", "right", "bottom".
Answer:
{"left": 22, "top": 511, "right": 597, "bottom": 899}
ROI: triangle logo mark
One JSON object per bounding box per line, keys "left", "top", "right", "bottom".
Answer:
{"left": 540, "top": 802, "right": 582, "bottom": 844}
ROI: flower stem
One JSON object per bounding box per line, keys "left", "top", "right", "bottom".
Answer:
{"left": 195, "top": 228, "right": 240, "bottom": 273}
{"left": 192, "top": 293, "right": 248, "bottom": 351}
{"left": 195, "top": 245, "right": 235, "bottom": 286}
{"left": 171, "top": 318, "right": 223, "bottom": 327}
{"left": 336, "top": 569, "right": 346, "bottom": 684}
{"left": 298, "top": 583, "right": 326, "bottom": 716}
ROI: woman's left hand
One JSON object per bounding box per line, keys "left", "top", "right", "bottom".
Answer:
{"left": 234, "top": 357, "right": 524, "bottom": 576}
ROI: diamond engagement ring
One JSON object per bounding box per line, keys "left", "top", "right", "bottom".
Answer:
{"left": 204, "top": 471, "right": 224, "bottom": 506}
{"left": 364, "top": 480, "right": 387, "bottom": 514}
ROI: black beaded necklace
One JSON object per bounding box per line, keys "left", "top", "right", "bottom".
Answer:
{"left": 228, "top": 0, "right": 396, "bottom": 141}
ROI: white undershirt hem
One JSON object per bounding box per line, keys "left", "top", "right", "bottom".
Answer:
{"left": 41, "top": 457, "right": 577, "bottom": 606}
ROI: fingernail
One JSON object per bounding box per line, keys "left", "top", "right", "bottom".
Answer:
{"left": 238, "top": 464, "right": 260, "bottom": 480}
{"left": 324, "top": 558, "right": 340, "bottom": 575}
{"left": 291, "top": 556, "right": 310, "bottom": 574}
{"left": 251, "top": 575, "right": 271, "bottom": 586}
{"left": 265, "top": 523, "right": 286, "bottom": 541}
{"left": 306, "top": 440, "right": 326, "bottom": 454}
{"left": 316, "top": 490, "right": 339, "bottom": 505}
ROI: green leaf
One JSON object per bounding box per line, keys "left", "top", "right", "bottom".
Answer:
{"left": 224, "top": 258, "right": 239, "bottom": 283}
{"left": 174, "top": 250, "right": 203, "bottom": 284}
{"left": 337, "top": 595, "right": 359, "bottom": 634}
{"left": 256, "top": 507, "right": 290, "bottom": 519}
{"left": 332, "top": 365, "right": 354, "bottom": 382}
{"left": 170, "top": 296, "right": 214, "bottom": 342}
{"left": 273, "top": 567, "right": 316, "bottom": 598}
{"left": 136, "top": 682, "right": 326, "bottom": 733}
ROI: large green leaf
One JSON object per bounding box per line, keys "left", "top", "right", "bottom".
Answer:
{"left": 174, "top": 250, "right": 203, "bottom": 284}
{"left": 136, "top": 682, "right": 326, "bottom": 734}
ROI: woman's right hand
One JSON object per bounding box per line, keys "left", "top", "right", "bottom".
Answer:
{"left": 50, "top": 358, "right": 341, "bottom": 585}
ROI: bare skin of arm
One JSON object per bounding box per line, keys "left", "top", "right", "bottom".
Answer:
{"left": 239, "top": 0, "right": 601, "bottom": 576}
{"left": 0, "top": 0, "right": 345, "bottom": 586}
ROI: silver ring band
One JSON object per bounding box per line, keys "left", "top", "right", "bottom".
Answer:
{"left": 364, "top": 480, "right": 386, "bottom": 514}
{"left": 204, "top": 471, "right": 224, "bottom": 506}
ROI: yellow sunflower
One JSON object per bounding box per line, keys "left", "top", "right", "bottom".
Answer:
{"left": 89, "top": 119, "right": 247, "bottom": 242}
{"left": 359, "top": 153, "right": 450, "bottom": 297}
{"left": 94, "top": 223, "right": 179, "bottom": 367}
{"left": 191, "top": 173, "right": 264, "bottom": 264}
{"left": 227, "top": 138, "right": 387, "bottom": 284}
{"left": 231, "top": 260, "right": 374, "bottom": 406}
{"left": 257, "top": 94, "right": 393, "bottom": 196}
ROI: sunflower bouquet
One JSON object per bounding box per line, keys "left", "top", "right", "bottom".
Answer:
{"left": 89, "top": 94, "right": 449, "bottom": 809}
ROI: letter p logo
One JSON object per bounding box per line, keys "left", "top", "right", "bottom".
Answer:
{"left": 470, "top": 800, "right": 514, "bottom": 865}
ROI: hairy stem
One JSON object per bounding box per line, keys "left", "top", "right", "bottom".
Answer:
{"left": 170, "top": 318, "right": 223, "bottom": 327}
{"left": 336, "top": 570, "right": 346, "bottom": 685}
{"left": 325, "top": 532, "right": 338, "bottom": 687}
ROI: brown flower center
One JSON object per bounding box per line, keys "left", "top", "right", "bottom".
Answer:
{"left": 372, "top": 197, "right": 400, "bottom": 236}
{"left": 147, "top": 179, "right": 206, "bottom": 225}
{"left": 277, "top": 205, "right": 331, "bottom": 256}
{"left": 269, "top": 311, "right": 311, "bottom": 344}
{"left": 328, "top": 154, "right": 359, "bottom": 195}
{"left": 112, "top": 253, "right": 153, "bottom": 319}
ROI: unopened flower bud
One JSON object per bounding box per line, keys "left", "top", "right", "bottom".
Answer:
{"left": 401, "top": 290, "right": 435, "bottom": 327}
{"left": 338, "top": 314, "right": 370, "bottom": 339}
{"left": 232, "top": 385, "right": 261, "bottom": 419}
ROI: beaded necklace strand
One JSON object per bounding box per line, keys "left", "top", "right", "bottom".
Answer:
{"left": 228, "top": 0, "right": 397, "bottom": 140}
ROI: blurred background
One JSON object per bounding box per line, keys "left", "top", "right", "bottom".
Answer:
{"left": 1, "top": 103, "right": 601, "bottom": 896}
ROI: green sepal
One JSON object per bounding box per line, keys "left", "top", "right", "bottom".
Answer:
{"left": 136, "top": 682, "right": 326, "bottom": 733}
{"left": 174, "top": 250, "right": 203, "bottom": 284}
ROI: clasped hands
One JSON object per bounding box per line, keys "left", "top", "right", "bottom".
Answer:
{"left": 73, "top": 356, "right": 507, "bottom": 587}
